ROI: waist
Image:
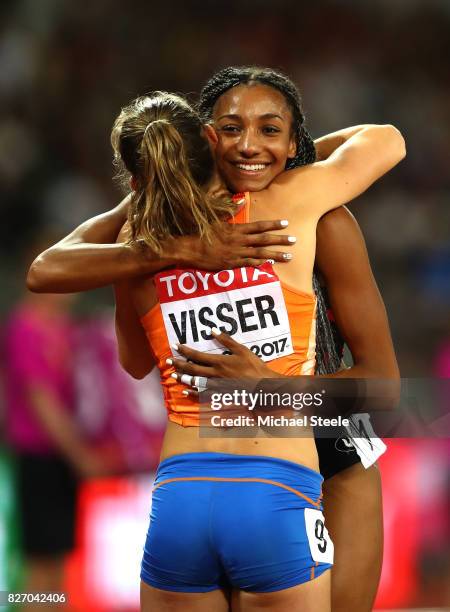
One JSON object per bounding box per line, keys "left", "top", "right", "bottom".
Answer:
{"left": 154, "top": 451, "right": 323, "bottom": 505}
{"left": 160, "top": 420, "right": 319, "bottom": 472}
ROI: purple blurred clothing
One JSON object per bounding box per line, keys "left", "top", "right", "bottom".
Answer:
{"left": 4, "top": 302, "right": 75, "bottom": 454}
{"left": 434, "top": 340, "right": 450, "bottom": 378}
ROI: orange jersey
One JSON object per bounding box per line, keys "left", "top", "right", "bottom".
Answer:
{"left": 140, "top": 193, "right": 317, "bottom": 426}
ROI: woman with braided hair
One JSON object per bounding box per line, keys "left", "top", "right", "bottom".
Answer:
{"left": 28, "top": 71, "right": 404, "bottom": 612}
{"left": 178, "top": 65, "right": 401, "bottom": 612}
{"left": 196, "top": 67, "right": 345, "bottom": 378}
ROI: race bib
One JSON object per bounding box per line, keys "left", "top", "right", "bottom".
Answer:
{"left": 304, "top": 508, "right": 334, "bottom": 564}
{"left": 344, "top": 413, "right": 387, "bottom": 468}
{"left": 155, "top": 261, "right": 293, "bottom": 362}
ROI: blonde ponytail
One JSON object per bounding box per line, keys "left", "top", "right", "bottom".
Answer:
{"left": 111, "top": 93, "right": 237, "bottom": 253}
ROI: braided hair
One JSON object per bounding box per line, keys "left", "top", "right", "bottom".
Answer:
{"left": 198, "top": 66, "right": 316, "bottom": 169}
{"left": 198, "top": 66, "right": 343, "bottom": 375}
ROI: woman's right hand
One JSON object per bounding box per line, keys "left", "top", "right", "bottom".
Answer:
{"left": 174, "top": 219, "right": 295, "bottom": 270}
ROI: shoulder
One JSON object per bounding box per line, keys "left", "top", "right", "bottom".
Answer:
{"left": 263, "top": 162, "right": 337, "bottom": 220}
{"left": 315, "top": 206, "right": 374, "bottom": 286}
{"left": 317, "top": 205, "right": 359, "bottom": 233}
{"left": 316, "top": 205, "right": 366, "bottom": 251}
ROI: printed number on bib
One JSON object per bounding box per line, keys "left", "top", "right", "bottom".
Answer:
{"left": 304, "top": 508, "right": 334, "bottom": 564}
{"left": 155, "top": 261, "right": 293, "bottom": 363}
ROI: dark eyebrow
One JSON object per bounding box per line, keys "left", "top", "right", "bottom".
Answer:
{"left": 216, "top": 113, "right": 285, "bottom": 122}
{"left": 259, "top": 113, "right": 284, "bottom": 121}
{"left": 216, "top": 114, "right": 241, "bottom": 121}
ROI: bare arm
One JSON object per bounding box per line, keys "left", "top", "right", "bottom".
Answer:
{"left": 276, "top": 124, "right": 406, "bottom": 218}
{"left": 314, "top": 206, "right": 399, "bottom": 381}
{"left": 114, "top": 279, "right": 155, "bottom": 379}
{"left": 113, "top": 224, "right": 155, "bottom": 379}
{"left": 26, "top": 196, "right": 179, "bottom": 293}
{"left": 314, "top": 126, "right": 371, "bottom": 161}
{"left": 27, "top": 196, "right": 296, "bottom": 293}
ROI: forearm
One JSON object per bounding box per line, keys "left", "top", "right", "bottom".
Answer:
{"left": 27, "top": 211, "right": 297, "bottom": 293}
{"left": 27, "top": 242, "right": 177, "bottom": 293}
{"left": 27, "top": 193, "right": 182, "bottom": 292}
{"left": 114, "top": 280, "right": 156, "bottom": 379}
{"left": 323, "top": 364, "right": 400, "bottom": 410}
{"left": 27, "top": 196, "right": 134, "bottom": 292}
{"left": 314, "top": 125, "right": 375, "bottom": 161}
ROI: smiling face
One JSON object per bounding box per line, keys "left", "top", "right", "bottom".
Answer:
{"left": 212, "top": 83, "right": 297, "bottom": 193}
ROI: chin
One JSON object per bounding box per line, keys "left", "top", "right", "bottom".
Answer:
{"left": 221, "top": 166, "right": 273, "bottom": 194}
{"left": 231, "top": 177, "right": 271, "bottom": 193}
{"left": 244, "top": 181, "right": 270, "bottom": 193}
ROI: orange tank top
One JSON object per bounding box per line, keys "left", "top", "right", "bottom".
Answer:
{"left": 140, "top": 193, "right": 317, "bottom": 426}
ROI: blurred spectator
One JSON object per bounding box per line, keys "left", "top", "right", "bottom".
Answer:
{"left": 3, "top": 289, "right": 108, "bottom": 610}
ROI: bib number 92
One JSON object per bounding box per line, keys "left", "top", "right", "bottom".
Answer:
{"left": 304, "top": 508, "right": 334, "bottom": 564}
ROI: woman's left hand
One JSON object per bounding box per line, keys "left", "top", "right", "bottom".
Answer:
{"left": 167, "top": 329, "right": 279, "bottom": 387}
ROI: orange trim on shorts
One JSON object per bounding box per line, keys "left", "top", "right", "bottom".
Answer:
{"left": 153, "top": 476, "right": 322, "bottom": 508}
{"left": 310, "top": 561, "right": 319, "bottom": 581}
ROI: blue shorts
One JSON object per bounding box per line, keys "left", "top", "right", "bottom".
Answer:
{"left": 141, "top": 452, "right": 333, "bottom": 593}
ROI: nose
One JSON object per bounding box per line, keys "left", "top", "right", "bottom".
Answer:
{"left": 237, "top": 129, "right": 262, "bottom": 157}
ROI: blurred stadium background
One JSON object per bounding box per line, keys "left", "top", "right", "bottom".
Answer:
{"left": 0, "top": 1, "right": 449, "bottom": 610}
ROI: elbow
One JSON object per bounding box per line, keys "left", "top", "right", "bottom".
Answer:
{"left": 119, "top": 356, "right": 151, "bottom": 380}
{"left": 127, "top": 370, "right": 148, "bottom": 380}
{"left": 364, "top": 361, "right": 401, "bottom": 411}
{"left": 378, "top": 383, "right": 401, "bottom": 412}
{"left": 379, "top": 376, "right": 401, "bottom": 412}
{"left": 27, "top": 255, "right": 50, "bottom": 293}
{"left": 353, "top": 351, "right": 400, "bottom": 411}
{"left": 381, "top": 124, "right": 406, "bottom": 165}
{"left": 387, "top": 363, "right": 401, "bottom": 409}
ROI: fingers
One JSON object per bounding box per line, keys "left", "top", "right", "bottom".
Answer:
{"left": 173, "top": 343, "right": 221, "bottom": 365}
{"left": 243, "top": 247, "right": 293, "bottom": 261}
{"left": 241, "top": 233, "right": 297, "bottom": 247}
{"left": 168, "top": 358, "right": 213, "bottom": 378}
{"left": 236, "top": 220, "right": 289, "bottom": 234}
{"left": 227, "top": 252, "right": 292, "bottom": 267}
{"left": 209, "top": 327, "right": 245, "bottom": 353}
{"left": 181, "top": 388, "right": 199, "bottom": 399}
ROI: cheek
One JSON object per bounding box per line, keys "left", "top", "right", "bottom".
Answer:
{"left": 271, "top": 142, "right": 291, "bottom": 167}
{"left": 213, "top": 139, "right": 229, "bottom": 165}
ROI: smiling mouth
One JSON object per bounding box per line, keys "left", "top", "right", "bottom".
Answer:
{"left": 234, "top": 163, "right": 269, "bottom": 173}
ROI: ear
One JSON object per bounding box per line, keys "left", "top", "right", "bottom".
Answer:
{"left": 129, "top": 176, "right": 138, "bottom": 191}
{"left": 287, "top": 135, "right": 297, "bottom": 159}
{"left": 203, "top": 123, "right": 218, "bottom": 150}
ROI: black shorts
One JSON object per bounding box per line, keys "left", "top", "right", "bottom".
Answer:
{"left": 315, "top": 432, "right": 361, "bottom": 480}
{"left": 15, "top": 453, "right": 78, "bottom": 556}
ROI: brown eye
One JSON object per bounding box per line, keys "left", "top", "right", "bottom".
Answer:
{"left": 263, "top": 126, "right": 281, "bottom": 134}
{"left": 220, "top": 125, "right": 241, "bottom": 133}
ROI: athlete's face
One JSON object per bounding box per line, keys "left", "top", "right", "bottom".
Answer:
{"left": 211, "top": 84, "right": 297, "bottom": 193}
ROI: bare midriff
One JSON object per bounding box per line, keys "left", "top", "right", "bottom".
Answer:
{"left": 160, "top": 420, "right": 319, "bottom": 471}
